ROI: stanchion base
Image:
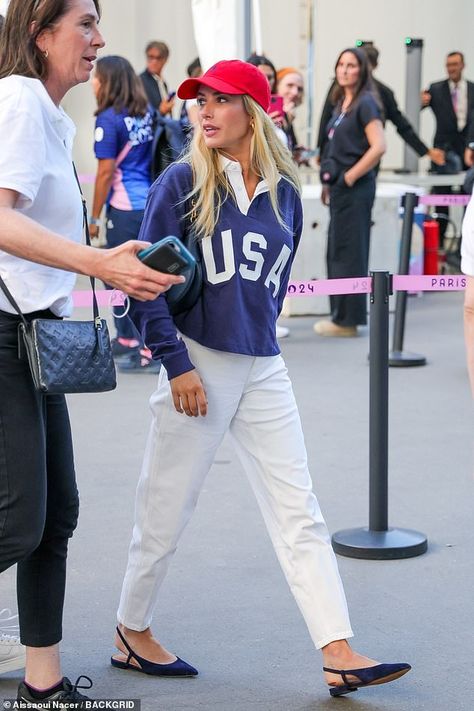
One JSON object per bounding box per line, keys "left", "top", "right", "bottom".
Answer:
{"left": 389, "top": 350, "right": 427, "bottom": 367}
{"left": 332, "top": 527, "right": 428, "bottom": 560}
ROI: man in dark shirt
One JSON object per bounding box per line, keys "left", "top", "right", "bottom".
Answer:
{"left": 139, "top": 41, "right": 175, "bottom": 117}
{"left": 317, "top": 45, "right": 444, "bottom": 167}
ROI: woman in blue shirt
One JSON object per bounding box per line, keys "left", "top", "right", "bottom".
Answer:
{"left": 315, "top": 48, "right": 386, "bottom": 337}
{"left": 90, "top": 55, "right": 158, "bottom": 371}
{"left": 111, "top": 60, "right": 410, "bottom": 698}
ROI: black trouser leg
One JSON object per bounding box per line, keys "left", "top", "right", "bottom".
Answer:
{"left": 0, "top": 311, "right": 79, "bottom": 647}
{"left": 327, "top": 176, "right": 376, "bottom": 327}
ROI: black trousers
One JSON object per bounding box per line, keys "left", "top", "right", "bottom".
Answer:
{"left": 327, "top": 175, "right": 376, "bottom": 327}
{"left": 0, "top": 309, "right": 79, "bottom": 647}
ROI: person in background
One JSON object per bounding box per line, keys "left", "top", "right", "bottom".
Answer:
{"left": 139, "top": 40, "right": 174, "bottom": 117}
{"left": 89, "top": 55, "right": 159, "bottom": 373}
{"left": 246, "top": 54, "right": 286, "bottom": 137}
{"left": 0, "top": 1, "right": 182, "bottom": 705}
{"left": 461, "top": 189, "right": 474, "bottom": 396}
{"left": 180, "top": 56, "right": 202, "bottom": 129}
{"left": 422, "top": 51, "right": 474, "bottom": 166}
{"left": 246, "top": 53, "right": 277, "bottom": 92}
{"left": 276, "top": 66, "right": 313, "bottom": 167}
{"left": 317, "top": 44, "right": 445, "bottom": 169}
{"left": 111, "top": 58, "right": 410, "bottom": 699}
{"left": 247, "top": 53, "right": 292, "bottom": 338}
{"left": 422, "top": 52, "right": 474, "bottom": 245}
{"left": 314, "top": 47, "right": 385, "bottom": 338}
{"left": 276, "top": 67, "right": 304, "bottom": 154}
{"left": 464, "top": 113, "right": 474, "bottom": 166}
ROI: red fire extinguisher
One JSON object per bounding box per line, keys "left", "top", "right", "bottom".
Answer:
{"left": 423, "top": 219, "right": 439, "bottom": 274}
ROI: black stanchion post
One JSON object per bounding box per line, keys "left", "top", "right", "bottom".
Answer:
{"left": 389, "top": 191, "right": 426, "bottom": 367}
{"left": 332, "top": 271, "right": 427, "bottom": 559}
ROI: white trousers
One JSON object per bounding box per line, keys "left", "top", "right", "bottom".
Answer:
{"left": 117, "top": 338, "right": 353, "bottom": 649}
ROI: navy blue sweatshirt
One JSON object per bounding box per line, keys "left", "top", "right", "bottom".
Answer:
{"left": 130, "top": 160, "right": 303, "bottom": 379}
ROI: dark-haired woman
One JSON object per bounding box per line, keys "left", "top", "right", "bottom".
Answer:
{"left": 90, "top": 55, "right": 159, "bottom": 372}
{"left": 314, "top": 48, "right": 385, "bottom": 337}
{"left": 0, "top": 1, "right": 181, "bottom": 704}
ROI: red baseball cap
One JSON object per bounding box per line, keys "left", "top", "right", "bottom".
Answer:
{"left": 177, "top": 59, "right": 270, "bottom": 111}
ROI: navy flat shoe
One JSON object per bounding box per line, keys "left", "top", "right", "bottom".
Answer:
{"left": 324, "top": 662, "right": 411, "bottom": 697}
{"left": 111, "top": 626, "right": 198, "bottom": 677}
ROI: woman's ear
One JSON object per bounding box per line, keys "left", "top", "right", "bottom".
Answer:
{"left": 33, "top": 22, "right": 50, "bottom": 55}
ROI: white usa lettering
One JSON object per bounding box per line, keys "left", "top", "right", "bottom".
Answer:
{"left": 202, "top": 229, "right": 291, "bottom": 296}
{"left": 239, "top": 232, "right": 267, "bottom": 281}
{"left": 202, "top": 229, "right": 236, "bottom": 284}
{"left": 123, "top": 116, "right": 153, "bottom": 146}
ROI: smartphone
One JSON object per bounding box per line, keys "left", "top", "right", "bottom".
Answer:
{"left": 138, "top": 236, "right": 196, "bottom": 275}
{"left": 297, "top": 148, "right": 318, "bottom": 160}
{"left": 269, "top": 94, "right": 284, "bottom": 119}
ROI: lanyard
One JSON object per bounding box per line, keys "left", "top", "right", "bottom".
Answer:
{"left": 328, "top": 111, "right": 346, "bottom": 140}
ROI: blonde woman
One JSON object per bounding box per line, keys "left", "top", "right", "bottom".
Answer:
{"left": 112, "top": 60, "right": 410, "bottom": 698}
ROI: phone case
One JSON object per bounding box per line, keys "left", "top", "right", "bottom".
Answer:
{"left": 138, "top": 236, "right": 196, "bottom": 275}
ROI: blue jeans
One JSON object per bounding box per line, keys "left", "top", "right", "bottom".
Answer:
{"left": 106, "top": 206, "right": 145, "bottom": 341}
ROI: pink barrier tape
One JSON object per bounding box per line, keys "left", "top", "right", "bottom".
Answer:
{"left": 286, "top": 275, "right": 467, "bottom": 296}
{"left": 71, "top": 275, "right": 466, "bottom": 307}
{"left": 72, "top": 290, "right": 126, "bottom": 307}
{"left": 77, "top": 173, "right": 96, "bottom": 185}
{"left": 287, "top": 277, "right": 372, "bottom": 296}
{"left": 417, "top": 194, "right": 470, "bottom": 206}
{"left": 392, "top": 275, "right": 467, "bottom": 291}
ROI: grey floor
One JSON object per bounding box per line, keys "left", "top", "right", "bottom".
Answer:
{"left": 1, "top": 290, "right": 473, "bottom": 710}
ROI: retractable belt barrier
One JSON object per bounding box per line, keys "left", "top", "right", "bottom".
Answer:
{"left": 392, "top": 191, "right": 469, "bottom": 366}
{"left": 72, "top": 268, "right": 466, "bottom": 560}
{"left": 71, "top": 273, "right": 467, "bottom": 308}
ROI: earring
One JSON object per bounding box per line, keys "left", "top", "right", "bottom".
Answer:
{"left": 43, "top": 49, "right": 49, "bottom": 59}
{"left": 250, "top": 120, "right": 255, "bottom": 130}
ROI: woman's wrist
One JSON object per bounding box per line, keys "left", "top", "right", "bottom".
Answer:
{"left": 344, "top": 171, "right": 355, "bottom": 187}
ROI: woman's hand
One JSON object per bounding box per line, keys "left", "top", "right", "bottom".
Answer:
{"left": 343, "top": 171, "right": 355, "bottom": 187}
{"left": 321, "top": 185, "right": 330, "bottom": 206}
{"left": 170, "top": 370, "right": 208, "bottom": 417}
{"left": 159, "top": 97, "right": 175, "bottom": 115}
{"left": 94, "top": 240, "right": 185, "bottom": 301}
{"left": 283, "top": 100, "right": 296, "bottom": 121}
{"left": 268, "top": 109, "right": 284, "bottom": 127}
{"left": 89, "top": 223, "right": 100, "bottom": 240}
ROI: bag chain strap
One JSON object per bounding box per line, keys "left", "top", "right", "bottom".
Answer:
{"left": 0, "top": 164, "right": 101, "bottom": 328}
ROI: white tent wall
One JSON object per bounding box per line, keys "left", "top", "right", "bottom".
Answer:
{"left": 54, "top": 0, "right": 472, "bottom": 175}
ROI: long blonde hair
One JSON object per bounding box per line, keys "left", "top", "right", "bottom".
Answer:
{"left": 178, "top": 95, "right": 301, "bottom": 239}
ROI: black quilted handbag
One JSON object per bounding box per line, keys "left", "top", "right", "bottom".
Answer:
{"left": 0, "top": 275, "right": 116, "bottom": 395}
{"left": 0, "top": 167, "right": 116, "bottom": 394}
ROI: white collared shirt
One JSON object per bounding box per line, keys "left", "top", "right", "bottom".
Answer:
{"left": 449, "top": 78, "right": 467, "bottom": 131}
{"left": 0, "top": 76, "right": 83, "bottom": 316}
{"left": 219, "top": 154, "right": 279, "bottom": 215}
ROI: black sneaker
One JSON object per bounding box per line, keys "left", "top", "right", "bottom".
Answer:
{"left": 17, "top": 675, "right": 93, "bottom": 709}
